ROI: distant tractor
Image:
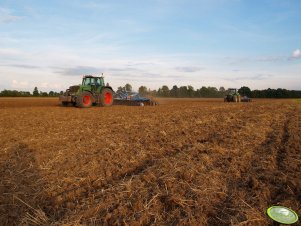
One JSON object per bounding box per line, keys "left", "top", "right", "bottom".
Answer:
{"left": 224, "top": 88, "right": 241, "bottom": 102}
{"left": 59, "top": 75, "right": 114, "bottom": 108}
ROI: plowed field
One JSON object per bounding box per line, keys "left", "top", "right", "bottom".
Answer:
{"left": 0, "top": 98, "right": 300, "bottom": 225}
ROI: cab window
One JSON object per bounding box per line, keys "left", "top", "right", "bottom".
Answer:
{"left": 95, "top": 78, "right": 101, "bottom": 86}
{"left": 83, "top": 78, "right": 91, "bottom": 86}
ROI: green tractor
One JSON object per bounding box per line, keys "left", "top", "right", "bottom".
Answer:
{"left": 224, "top": 88, "right": 241, "bottom": 102}
{"left": 59, "top": 75, "right": 114, "bottom": 108}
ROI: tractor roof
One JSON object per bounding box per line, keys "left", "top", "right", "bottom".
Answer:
{"left": 83, "top": 75, "right": 103, "bottom": 78}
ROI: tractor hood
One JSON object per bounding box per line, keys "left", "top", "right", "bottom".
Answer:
{"left": 68, "top": 85, "right": 80, "bottom": 94}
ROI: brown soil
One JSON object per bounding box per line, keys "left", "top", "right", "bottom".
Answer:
{"left": 0, "top": 98, "right": 300, "bottom": 225}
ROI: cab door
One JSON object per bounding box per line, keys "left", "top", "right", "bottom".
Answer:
{"left": 95, "top": 77, "right": 102, "bottom": 92}
{"left": 90, "top": 77, "right": 98, "bottom": 93}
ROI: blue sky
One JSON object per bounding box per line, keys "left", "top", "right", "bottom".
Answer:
{"left": 0, "top": 0, "right": 300, "bottom": 92}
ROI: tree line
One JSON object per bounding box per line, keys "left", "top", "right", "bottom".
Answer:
{"left": 138, "top": 85, "right": 301, "bottom": 98}
{"left": 1, "top": 84, "right": 300, "bottom": 98}
{"left": 115, "top": 84, "right": 301, "bottom": 98}
{"left": 0, "top": 87, "right": 62, "bottom": 97}
{"left": 236, "top": 86, "right": 301, "bottom": 99}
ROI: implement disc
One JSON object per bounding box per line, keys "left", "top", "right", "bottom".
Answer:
{"left": 267, "top": 206, "right": 298, "bottom": 224}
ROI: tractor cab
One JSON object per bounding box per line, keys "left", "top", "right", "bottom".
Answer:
{"left": 228, "top": 88, "right": 238, "bottom": 95}
{"left": 82, "top": 76, "right": 104, "bottom": 87}
{"left": 224, "top": 88, "right": 241, "bottom": 102}
{"left": 81, "top": 75, "right": 105, "bottom": 93}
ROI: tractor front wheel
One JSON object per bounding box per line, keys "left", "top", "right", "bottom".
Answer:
{"left": 233, "top": 95, "right": 238, "bottom": 102}
{"left": 76, "top": 92, "right": 93, "bottom": 108}
{"left": 99, "top": 88, "right": 113, "bottom": 107}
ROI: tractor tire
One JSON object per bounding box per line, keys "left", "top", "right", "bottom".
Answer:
{"left": 76, "top": 91, "right": 93, "bottom": 108}
{"left": 99, "top": 88, "right": 113, "bottom": 107}
{"left": 233, "top": 96, "right": 237, "bottom": 102}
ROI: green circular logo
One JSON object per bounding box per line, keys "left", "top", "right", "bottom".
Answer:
{"left": 267, "top": 206, "right": 299, "bottom": 224}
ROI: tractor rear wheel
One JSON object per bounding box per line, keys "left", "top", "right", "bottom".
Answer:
{"left": 99, "top": 88, "right": 113, "bottom": 107}
{"left": 76, "top": 91, "right": 93, "bottom": 108}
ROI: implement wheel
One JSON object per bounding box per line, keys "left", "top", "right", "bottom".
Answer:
{"left": 77, "top": 91, "right": 93, "bottom": 108}
{"left": 99, "top": 88, "right": 113, "bottom": 107}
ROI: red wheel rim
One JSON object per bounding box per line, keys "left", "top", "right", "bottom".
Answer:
{"left": 104, "top": 92, "right": 112, "bottom": 104}
{"left": 83, "top": 95, "right": 91, "bottom": 105}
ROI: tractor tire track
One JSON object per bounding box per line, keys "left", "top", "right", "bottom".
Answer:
{"left": 207, "top": 109, "right": 293, "bottom": 225}
{"left": 207, "top": 128, "right": 281, "bottom": 226}
{"left": 270, "top": 108, "right": 301, "bottom": 210}
{"left": 276, "top": 118, "right": 290, "bottom": 170}
{"left": 0, "top": 143, "right": 50, "bottom": 225}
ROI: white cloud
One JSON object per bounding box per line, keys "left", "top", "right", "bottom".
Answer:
{"left": 292, "top": 49, "right": 301, "bottom": 59}
{"left": 0, "top": 8, "right": 21, "bottom": 23}
{"left": 0, "top": 48, "right": 23, "bottom": 56}
{"left": 38, "top": 82, "right": 63, "bottom": 90}
{"left": 11, "top": 80, "right": 29, "bottom": 89}
{"left": 175, "top": 66, "right": 205, "bottom": 73}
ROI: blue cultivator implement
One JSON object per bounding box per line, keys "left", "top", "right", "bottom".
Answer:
{"left": 113, "top": 91, "right": 158, "bottom": 106}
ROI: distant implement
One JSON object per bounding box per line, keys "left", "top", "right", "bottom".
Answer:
{"left": 224, "top": 88, "right": 241, "bottom": 102}
{"left": 59, "top": 75, "right": 113, "bottom": 108}
{"left": 241, "top": 96, "right": 252, "bottom": 102}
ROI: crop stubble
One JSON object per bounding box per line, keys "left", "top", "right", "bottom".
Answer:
{"left": 0, "top": 98, "right": 300, "bottom": 225}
